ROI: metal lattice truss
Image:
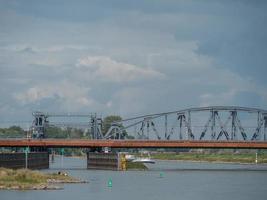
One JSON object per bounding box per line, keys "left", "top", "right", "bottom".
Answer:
{"left": 31, "top": 106, "right": 267, "bottom": 141}
{"left": 31, "top": 112, "right": 104, "bottom": 139}
{"left": 105, "top": 106, "right": 267, "bottom": 141}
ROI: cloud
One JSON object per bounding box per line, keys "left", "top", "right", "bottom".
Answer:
{"left": 76, "top": 56, "right": 165, "bottom": 82}
{"left": 0, "top": 1, "right": 267, "bottom": 123}
{"left": 198, "top": 69, "right": 267, "bottom": 108}
{"left": 14, "top": 82, "right": 94, "bottom": 110}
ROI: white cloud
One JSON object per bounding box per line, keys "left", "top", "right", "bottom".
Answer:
{"left": 14, "top": 82, "right": 94, "bottom": 109}
{"left": 1, "top": 3, "right": 267, "bottom": 122}
{"left": 76, "top": 56, "right": 165, "bottom": 82}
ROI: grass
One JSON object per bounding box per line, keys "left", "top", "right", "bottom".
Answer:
{"left": 126, "top": 161, "right": 148, "bottom": 170}
{"left": 151, "top": 152, "right": 267, "bottom": 164}
{"left": 0, "top": 168, "right": 80, "bottom": 190}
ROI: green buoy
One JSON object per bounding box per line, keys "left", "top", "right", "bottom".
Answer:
{"left": 160, "top": 172, "right": 164, "bottom": 178}
{"left": 108, "top": 178, "right": 113, "bottom": 187}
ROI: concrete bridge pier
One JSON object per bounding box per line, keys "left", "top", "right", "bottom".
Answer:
{"left": 87, "top": 152, "right": 124, "bottom": 170}
{"left": 0, "top": 152, "right": 49, "bottom": 169}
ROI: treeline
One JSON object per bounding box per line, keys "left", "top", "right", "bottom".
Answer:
{"left": 0, "top": 126, "right": 88, "bottom": 139}
{"left": 45, "top": 127, "right": 88, "bottom": 139}
{"left": 0, "top": 126, "right": 27, "bottom": 138}
{"left": 0, "top": 115, "right": 132, "bottom": 139}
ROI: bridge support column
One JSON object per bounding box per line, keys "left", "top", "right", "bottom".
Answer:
{"left": 188, "top": 111, "right": 191, "bottom": 139}
{"left": 231, "top": 111, "right": 237, "bottom": 140}
{"left": 146, "top": 120, "right": 150, "bottom": 139}
{"left": 0, "top": 152, "right": 49, "bottom": 169}
{"left": 257, "top": 112, "right": 261, "bottom": 140}
{"left": 32, "top": 112, "right": 48, "bottom": 139}
{"left": 164, "top": 115, "right": 168, "bottom": 139}
{"left": 87, "top": 152, "right": 119, "bottom": 170}
{"left": 178, "top": 115, "right": 183, "bottom": 140}
{"left": 264, "top": 116, "right": 267, "bottom": 141}
{"left": 139, "top": 122, "right": 145, "bottom": 139}
{"left": 211, "top": 111, "right": 216, "bottom": 140}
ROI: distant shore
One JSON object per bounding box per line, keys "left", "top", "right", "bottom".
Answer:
{"left": 0, "top": 168, "right": 87, "bottom": 190}
{"left": 51, "top": 152, "right": 267, "bottom": 166}
{"left": 151, "top": 152, "right": 267, "bottom": 164}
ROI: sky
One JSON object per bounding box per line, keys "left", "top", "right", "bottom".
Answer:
{"left": 0, "top": 0, "right": 267, "bottom": 126}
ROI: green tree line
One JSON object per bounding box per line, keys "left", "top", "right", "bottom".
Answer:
{"left": 0, "top": 126, "right": 26, "bottom": 138}
{"left": 0, "top": 115, "right": 132, "bottom": 139}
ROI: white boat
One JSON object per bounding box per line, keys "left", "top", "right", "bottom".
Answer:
{"left": 132, "top": 157, "right": 155, "bottom": 164}
{"left": 132, "top": 151, "right": 155, "bottom": 164}
{"left": 125, "top": 154, "right": 136, "bottom": 161}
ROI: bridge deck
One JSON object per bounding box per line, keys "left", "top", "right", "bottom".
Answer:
{"left": 0, "top": 139, "right": 267, "bottom": 149}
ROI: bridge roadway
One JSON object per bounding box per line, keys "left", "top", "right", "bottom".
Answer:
{"left": 0, "top": 139, "right": 267, "bottom": 149}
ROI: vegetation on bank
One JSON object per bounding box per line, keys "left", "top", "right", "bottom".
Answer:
{"left": 126, "top": 161, "right": 148, "bottom": 170}
{"left": 151, "top": 152, "right": 267, "bottom": 164}
{"left": 0, "top": 115, "right": 133, "bottom": 156}
{"left": 0, "top": 126, "right": 26, "bottom": 138}
{"left": 0, "top": 115, "right": 129, "bottom": 140}
{"left": 0, "top": 168, "right": 85, "bottom": 190}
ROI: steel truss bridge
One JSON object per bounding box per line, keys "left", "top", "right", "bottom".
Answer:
{"left": 31, "top": 106, "right": 267, "bottom": 141}
{"left": 106, "top": 106, "right": 267, "bottom": 142}
{"left": 1, "top": 106, "right": 267, "bottom": 149}
{"left": 0, "top": 106, "right": 267, "bottom": 149}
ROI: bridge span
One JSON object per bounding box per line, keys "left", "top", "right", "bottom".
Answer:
{"left": 0, "top": 139, "right": 267, "bottom": 149}
{"left": 31, "top": 106, "right": 267, "bottom": 141}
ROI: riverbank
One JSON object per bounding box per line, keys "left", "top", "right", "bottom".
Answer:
{"left": 0, "top": 168, "right": 86, "bottom": 190}
{"left": 126, "top": 161, "right": 148, "bottom": 170}
{"left": 151, "top": 152, "right": 267, "bottom": 164}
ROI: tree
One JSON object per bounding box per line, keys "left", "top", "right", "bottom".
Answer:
{"left": 45, "top": 127, "right": 68, "bottom": 138}
{"left": 102, "top": 115, "right": 133, "bottom": 139}
{"left": 102, "top": 115, "right": 122, "bottom": 136}
{"left": 45, "top": 126, "right": 88, "bottom": 139}
{"left": 0, "top": 126, "right": 25, "bottom": 138}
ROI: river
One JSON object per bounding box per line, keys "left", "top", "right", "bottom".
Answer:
{"left": 1, "top": 156, "right": 267, "bottom": 200}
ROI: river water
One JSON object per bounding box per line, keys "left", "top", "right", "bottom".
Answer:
{"left": 1, "top": 156, "right": 267, "bottom": 200}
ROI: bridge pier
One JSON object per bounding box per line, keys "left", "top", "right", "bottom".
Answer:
{"left": 87, "top": 152, "right": 123, "bottom": 170}
{"left": 0, "top": 152, "right": 49, "bottom": 169}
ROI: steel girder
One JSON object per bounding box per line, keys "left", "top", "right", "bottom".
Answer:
{"left": 107, "top": 106, "right": 267, "bottom": 141}
{"left": 31, "top": 107, "right": 267, "bottom": 141}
